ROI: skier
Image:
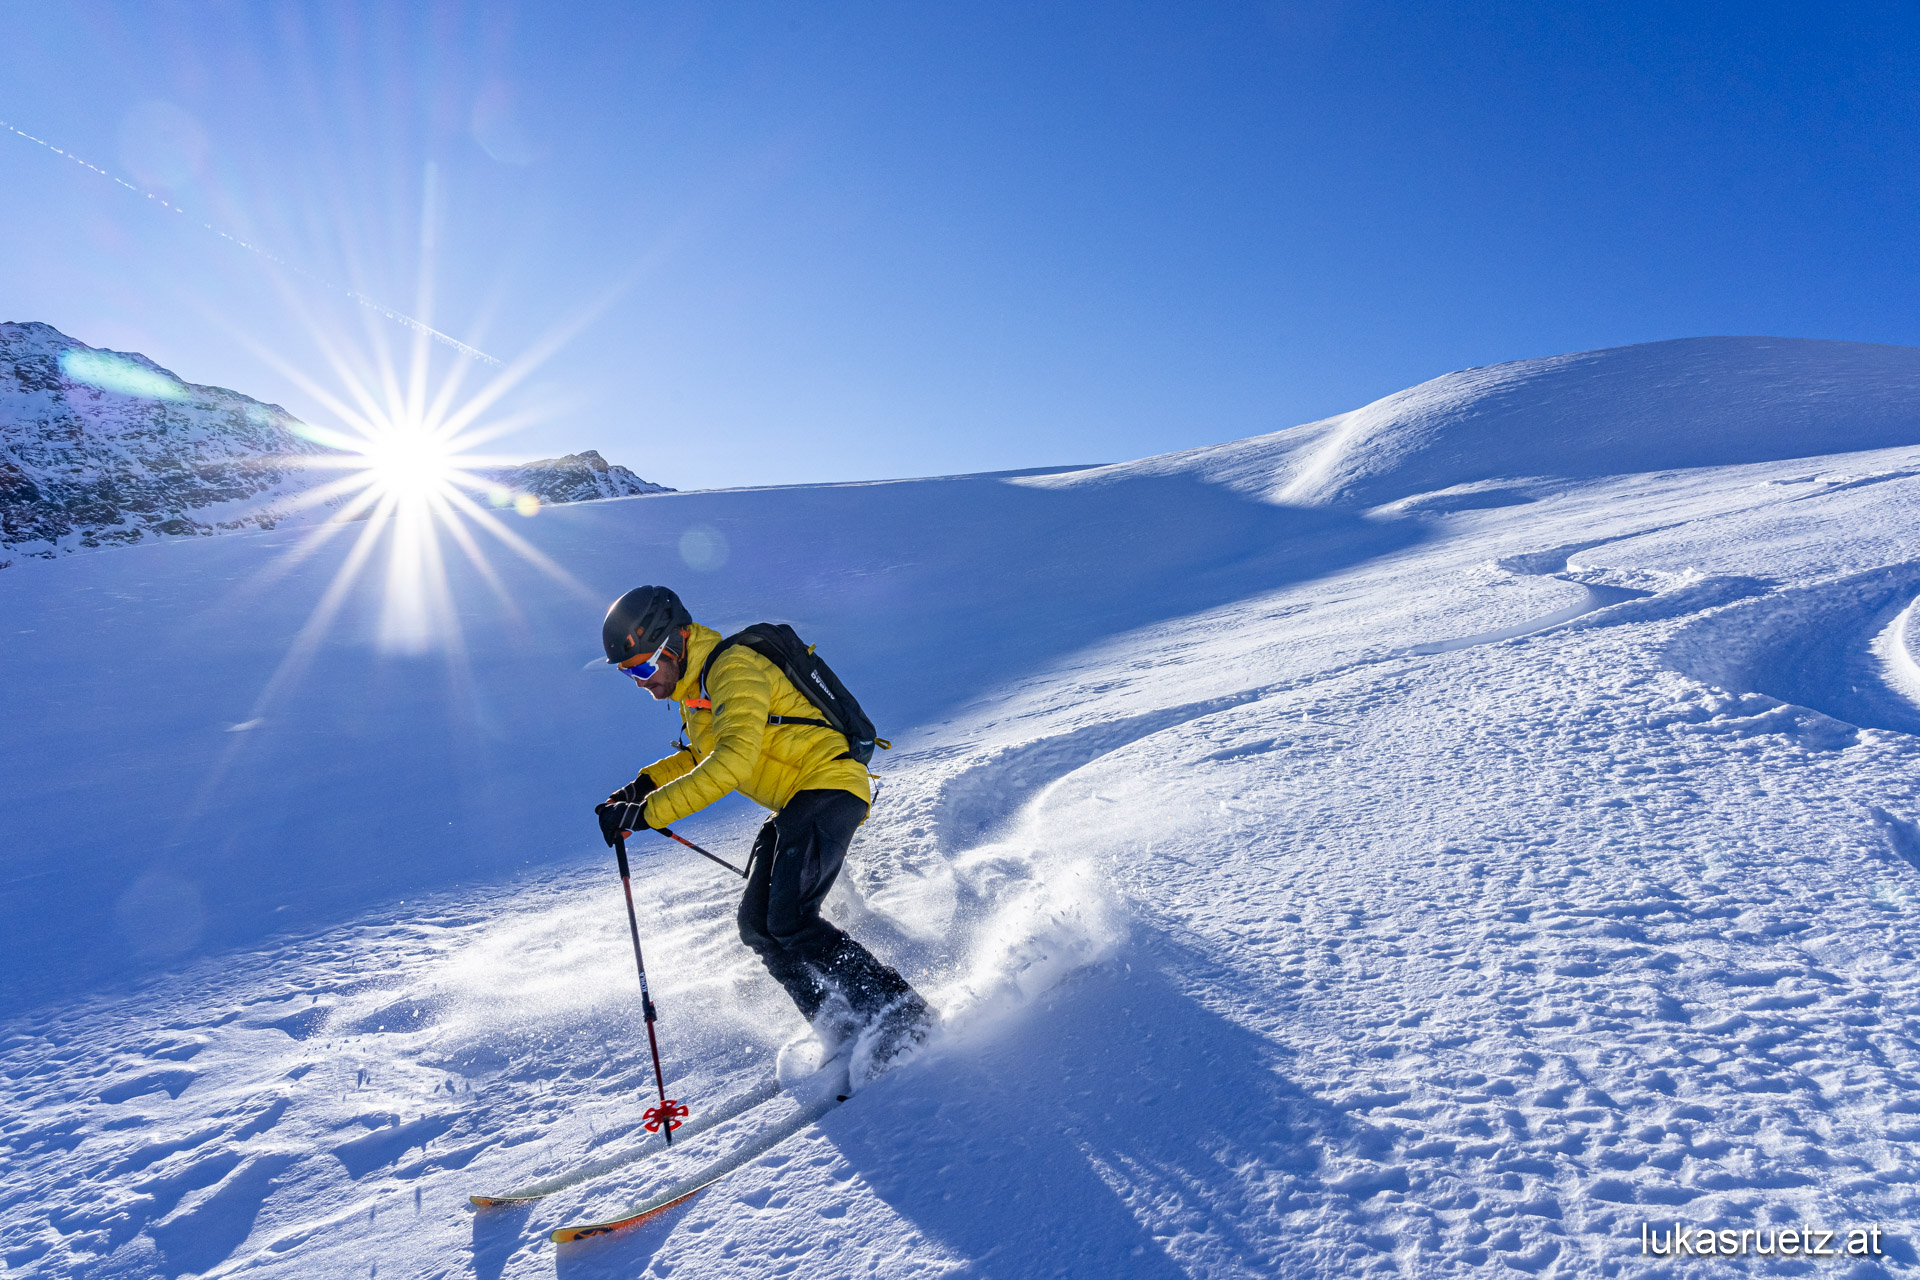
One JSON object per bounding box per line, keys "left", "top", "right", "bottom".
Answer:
{"left": 594, "top": 585, "right": 934, "bottom": 1079}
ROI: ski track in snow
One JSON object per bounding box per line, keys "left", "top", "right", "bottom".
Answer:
{"left": 9, "top": 413, "right": 1920, "bottom": 1269}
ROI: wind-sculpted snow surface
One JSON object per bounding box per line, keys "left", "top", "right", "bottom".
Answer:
{"left": 8, "top": 339, "right": 1920, "bottom": 1277}
{"left": 1662, "top": 561, "right": 1920, "bottom": 737}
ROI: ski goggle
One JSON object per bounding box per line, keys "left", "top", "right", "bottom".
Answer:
{"left": 617, "top": 637, "right": 672, "bottom": 682}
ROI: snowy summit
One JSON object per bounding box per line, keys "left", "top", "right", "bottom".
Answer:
{"left": 4, "top": 335, "right": 1920, "bottom": 1277}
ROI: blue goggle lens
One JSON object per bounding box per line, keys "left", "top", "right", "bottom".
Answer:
{"left": 619, "top": 639, "right": 670, "bottom": 682}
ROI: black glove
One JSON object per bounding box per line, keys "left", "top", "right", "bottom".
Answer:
{"left": 606, "top": 772, "right": 657, "bottom": 806}
{"left": 596, "top": 800, "right": 654, "bottom": 848}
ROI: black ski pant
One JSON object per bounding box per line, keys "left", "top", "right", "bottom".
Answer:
{"left": 738, "top": 789, "right": 916, "bottom": 1023}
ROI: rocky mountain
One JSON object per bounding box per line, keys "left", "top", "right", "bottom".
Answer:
{"left": 0, "top": 321, "right": 670, "bottom": 564}
{"left": 486, "top": 449, "right": 667, "bottom": 505}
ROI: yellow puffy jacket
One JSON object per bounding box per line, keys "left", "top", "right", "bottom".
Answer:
{"left": 638, "top": 622, "right": 872, "bottom": 828}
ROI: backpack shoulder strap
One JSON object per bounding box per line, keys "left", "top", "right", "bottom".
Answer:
{"left": 698, "top": 624, "right": 784, "bottom": 701}
{"left": 696, "top": 636, "right": 737, "bottom": 703}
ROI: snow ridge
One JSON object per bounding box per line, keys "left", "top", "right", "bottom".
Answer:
{"left": 1023, "top": 337, "right": 1920, "bottom": 512}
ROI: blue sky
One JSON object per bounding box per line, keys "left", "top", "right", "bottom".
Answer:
{"left": 3, "top": 2, "right": 1915, "bottom": 490}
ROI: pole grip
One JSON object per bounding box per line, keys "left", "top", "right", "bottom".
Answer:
{"left": 615, "top": 835, "right": 631, "bottom": 878}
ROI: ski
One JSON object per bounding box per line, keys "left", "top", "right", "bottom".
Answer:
{"left": 551, "top": 1068, "right": 849, "bottom": 1243}
{"left": 468, "top": 1076, "right": 782, "bottom": 1207}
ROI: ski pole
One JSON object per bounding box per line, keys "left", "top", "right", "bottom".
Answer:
{"left": 656, "top": 827, "right": 748, "bottom": 879}
{"left": 613, "top": 835, "right": 685, "bottom": 1144}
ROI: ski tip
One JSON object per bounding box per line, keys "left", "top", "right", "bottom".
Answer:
{"left": 550, "top": 1184, "right": 709, "bottom": 1243}
{"left": 470, "top": 1193, "right": 541, "bottom": 1208}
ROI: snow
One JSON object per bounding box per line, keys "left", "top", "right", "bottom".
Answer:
{"left": 5, "top": 336, "right": 1920, "bottom": 1276}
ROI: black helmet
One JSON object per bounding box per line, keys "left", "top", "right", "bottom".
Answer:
{"left": 602, "top": 586, "right": 692, "bottom": 665}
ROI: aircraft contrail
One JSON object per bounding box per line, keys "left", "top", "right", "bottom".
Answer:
{"left": 1, "top": 118, "right": 503, "bottom": 368}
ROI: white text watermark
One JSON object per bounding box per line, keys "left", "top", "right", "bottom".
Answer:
{"left": 1639, "top": 1221, "right": 1887, "bottom": 1259}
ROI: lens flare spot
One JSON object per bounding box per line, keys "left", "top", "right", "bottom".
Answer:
{"left": 60, "top": 348, "right": 188, "bottom": 400}
{"left": 679, "top": 524, "right": 729, "bottom": 572}
{"left": 514, "top": 493, "right": 541, "bottom": 517}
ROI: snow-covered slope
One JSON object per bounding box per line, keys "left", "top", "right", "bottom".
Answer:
{"left": 1047, "top": 337, "right": 1920, "bottom": 512}
{"left": 4, "top": 337, "right": 1920, "bottom": 1278}
{"left": 0, "top": 321, "right": 670, "bottom": 562}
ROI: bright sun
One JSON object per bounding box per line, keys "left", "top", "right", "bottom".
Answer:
{"left": 363, "top": 426, "right": 457, "bottom": 502}
{"left": 251, "top": 339, "right": 588, "bottom": 662}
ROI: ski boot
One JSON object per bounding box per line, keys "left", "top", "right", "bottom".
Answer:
{"left": 777, "top": 991, "right": 862, "bottom": 1085}
{"left": 849, "top": 992, "right": 938, "bottom": 1091}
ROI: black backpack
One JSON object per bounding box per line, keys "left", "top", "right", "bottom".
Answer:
{"left": 698, "top": 623, "right": 889, "bottom": 766}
